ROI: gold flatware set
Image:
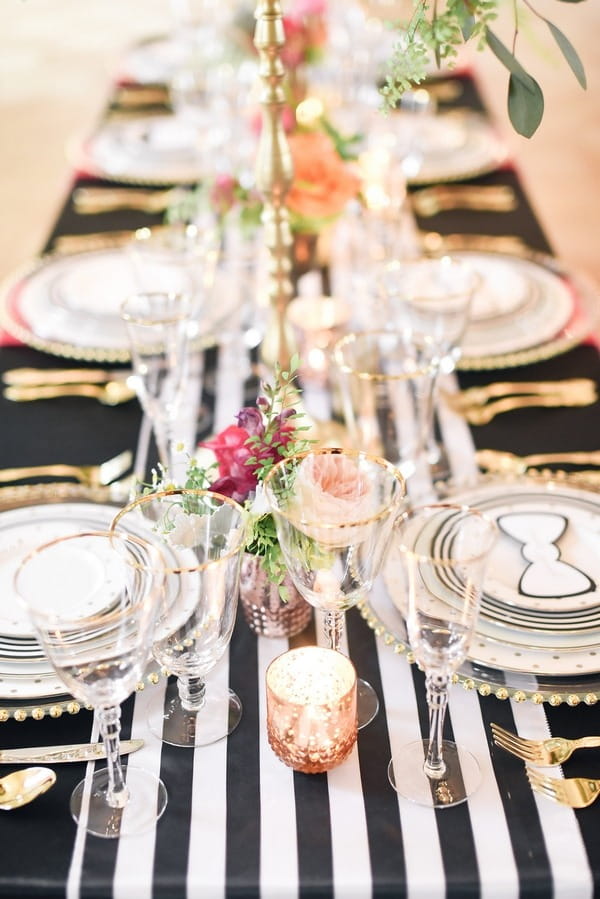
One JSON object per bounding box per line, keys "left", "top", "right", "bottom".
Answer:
{"left": 412, "top": 184, "right": 517, "bottom": 217}
{"left": 492, "top": 723, "right": 600, "bottom": 808}
{"left": 443, "top": 378, "right": 598, "bottom": 425}
{"left": 0, "top": 449, "right": 133, "bottom": 488}
{"left": 2, "top": 366, "right": 136, "bottom": 405}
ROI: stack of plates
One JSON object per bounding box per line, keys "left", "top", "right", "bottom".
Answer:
{"left": 384, "top": 478, "right": 600, "bottom": 678}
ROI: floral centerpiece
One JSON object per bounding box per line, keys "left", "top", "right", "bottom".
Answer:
{"left": 146, "top": 356, "right": 312, "bottom": 597}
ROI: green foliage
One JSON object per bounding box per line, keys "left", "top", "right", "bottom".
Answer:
{"left": 381, "top": 0, "right": 587, "bottom": 138}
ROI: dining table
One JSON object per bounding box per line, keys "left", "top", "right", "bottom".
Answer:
{"left": 1, "top": 33, "right": 600, "bottom": 899}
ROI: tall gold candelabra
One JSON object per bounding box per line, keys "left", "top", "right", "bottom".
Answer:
{"left": 253, "top": 0, "right": 295, "bottom": 371}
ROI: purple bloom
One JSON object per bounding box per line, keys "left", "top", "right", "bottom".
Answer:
{"left": 236, "top": 407, "right": 265, "bottom": 437}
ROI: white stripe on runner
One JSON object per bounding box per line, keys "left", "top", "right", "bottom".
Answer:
{"left": 66, "top": 716, "right": 100, "bottom": 899}
{"left": 448, "top": 686, "right": 519, "bottom": 898}
{"left": 113, "top": 681, "right": 166, "bottom": 899}
{"left": 258, "top": 636, "right": 300, "bottom": 899}
{"left": 511, "top": 701, "right": 593, "bottom": 899}
{"left": 186, "top": 655, "right": 231, "bottom": 898}
{"left": 373, "top": 581, "right": 446, "bottom": 899}
{"left": 328, "top": 745, "right": 372, "bottom": 899}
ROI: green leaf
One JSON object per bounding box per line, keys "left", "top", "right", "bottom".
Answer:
{"left": 485, "top": 28, "right": 544, "bottom": 137}
{"left": 508, "top": 72, "right": 545, "bottom": 137}
{"left": 547, "top": 21, "right": 587, "bottom": 88}
{"left": 555, "top": 0, "right": 587, "bottom": 3}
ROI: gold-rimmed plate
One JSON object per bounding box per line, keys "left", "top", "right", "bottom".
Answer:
{"left": 455, "top": 249, "right": 600, "bottom": 370}
{"left": 0, "top": 246, "right": 235, "bottom": 363}
{"left": 0, "top": 484, "right": 163, "bottom": 721}
{"left": 364, "top": 473, "right": 600, "bottom": 704}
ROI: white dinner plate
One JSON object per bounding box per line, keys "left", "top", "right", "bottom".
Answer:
{"left": 384, "top": 479, "right": 600, "bottom": 676}
{"left": 0, "top": 500, "right": 196, "bottom": 702}
{"left": 395, "top": 110, "right": 509, "bottom": 185}
{"left": 77, "top": 115, "right": 206, "bottom": 185}
{"left": 0, "top": 246, "right": 238, "bottom": 361}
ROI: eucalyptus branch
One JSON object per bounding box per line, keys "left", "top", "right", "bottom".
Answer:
{"left": 380, "top": 0, "right": 587, "bottom": 138}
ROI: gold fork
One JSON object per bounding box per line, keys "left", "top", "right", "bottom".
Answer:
{"left": 475, "top": 447, "right": 600, "bottom": 474}
{"left": 72, "top": 186, "right": 184, "bottom": 215}
{"left": 4, "top": 380, "right": 136, "bottom": 406}
{"left": 527, "top": 769, "right": 600, "bottom": 808}
{"left": 0, "top": 449, "right": 132, "bottom": 487}
{"left": 443, "top": 379, "right": 597, "bottom": 412}
{"left": 412, "top": 184, "right": 517, "bottom": 217}
{"left": 491, "top": 722, "right": 600, "bottom": 766}
{"left": 463, "top": 388, "right": 597, "bottom": 425}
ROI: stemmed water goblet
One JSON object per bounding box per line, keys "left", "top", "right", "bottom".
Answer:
{"left": 389, "top": 503, "right": 497, "bottom": 807}
{"left": 14, "top": 530, "right": 167, "bottom": 838}
{"left": 111, "top": 488, "right": 247, "bottom": 747}
{"left": 264, "top": 448, "right": 405, "bottom": 728}
{"left": 377, "top": 255, "right": 480, "bottom": 481}
{"left": 121, "top": 290, "right": 195, "bottom": 478}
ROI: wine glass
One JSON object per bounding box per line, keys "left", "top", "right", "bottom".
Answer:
{"left": 389, "top": 503, "right": 497, "bottom": 807}
{"left": 111, "top": 489, "right": 247, "bottom": 747}
{"left": 14, "top": 530, "right": 167, "bottom": 838}
{"left": 121, "top": 290, "right": 195, "bottom": 478}
{"left": 264, "top": 448, "right": 405, "bottom": 728}
{"left": 377, "top": 256, "right": 480, "bottom": 481}
{"left": 332, "top": 329, "right": 439, "bottom": 495}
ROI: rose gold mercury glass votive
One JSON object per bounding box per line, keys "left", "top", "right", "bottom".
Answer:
{"left": 266, "top": 646, "right": 358, "bottom": 774}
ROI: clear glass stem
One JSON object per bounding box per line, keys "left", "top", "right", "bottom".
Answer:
{"left": 323, "top": 609, "right": 345, "bottom": 653}
{"left": 424, "top": 670, "right": 449, "bottom": 779}
{"left": 97, "top": 705, "right": 129, "bottom": 809}
{"left": 177, "top": 675, "right": 207, "bottom": 712}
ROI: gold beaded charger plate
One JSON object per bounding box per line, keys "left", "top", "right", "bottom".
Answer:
{"left": 454, "top": 249, "right": 600, "bottom": 371}
{"left": 398, "top": 110, "right": 509, "bottom": 186}
{"left": 0, "top": 246, "right": 237, "bottom": 363}
{"left": 73, "top": 114, "right": 206, "bottom": 186}
{"left": 363, "top": 475, "right": 600, "bottom": 705}
{"left": 0, "top": 484, "right": 172, "bottom": 721}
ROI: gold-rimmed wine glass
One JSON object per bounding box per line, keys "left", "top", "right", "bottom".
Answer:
{"left": 111, "top": 488, "right": 247, "bottom": 748}
{"left": 14, "top": 530, "right": 167, "bottom": 838}
{"left": 264, "top": 447, "right": 405, "bottom": 728}
{"left": 389, "top": 503, "right": 497, "bottom": 807}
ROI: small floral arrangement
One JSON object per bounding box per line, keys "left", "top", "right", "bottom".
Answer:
{"left": 147, "top": 357, "right": 312, "bottom": 595}
{"left": 281, "top": 0, "right": 329, "bottom": 71}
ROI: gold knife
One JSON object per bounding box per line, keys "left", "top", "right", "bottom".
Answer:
{"left": 0, "top": 739, "right": 144, "bottom": 764}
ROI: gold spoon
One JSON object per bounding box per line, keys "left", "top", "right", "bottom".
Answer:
{"left": 0, "top": 767, "right": 56, "bottom": 811}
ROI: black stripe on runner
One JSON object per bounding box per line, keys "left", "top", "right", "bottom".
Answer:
{"left": 295, "top": 769, "right": 333, "bottom": 898}
{"left": 546, "top": 701, "right": 600, "bottom": 895}
{"left": 225, "top": 612, "right": 261, "bottom": 898}
{"left": 79, "top": 696, "right": 135, "bottom": 897}
{"left": 410, "top": 664, "right": 482, "bottom": 898}
{"left": 0, "top": 708, "right": 96, "bottom": 894}
{"left": 479, "top": 694, "right": 554, "bottom": 895}
{"left": 346, "top": 606, "right": 407, "bottom": 897}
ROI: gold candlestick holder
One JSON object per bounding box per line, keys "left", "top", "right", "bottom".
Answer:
{"left": 253, "top": 0, "right": 295, "bottom": 371}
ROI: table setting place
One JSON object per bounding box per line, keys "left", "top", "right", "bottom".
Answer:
{"left": 1, "top": 0, "right": 600, "bottom": 896}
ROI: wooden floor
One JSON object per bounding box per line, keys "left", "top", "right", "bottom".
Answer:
{"left": 1, "top": 0, "right": 599, "bottom": 292}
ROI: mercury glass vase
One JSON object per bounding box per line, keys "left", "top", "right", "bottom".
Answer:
{"left": 238, "top": 553, "right": 313, "bottom": 638}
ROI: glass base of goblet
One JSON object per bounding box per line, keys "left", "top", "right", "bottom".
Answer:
{"left": 70, "top": 767, "right": 168, "bottom": 838}
{"left": 388, "top": 740, "right": 481, "bottom": 808}
{"left": 148, "top": 679, "right": 243, "bottom": 747}
{"left": 357, "top": 677, "right": 379, "bottom": 729}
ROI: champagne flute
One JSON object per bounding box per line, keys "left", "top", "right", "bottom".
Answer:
{"left": 389, "top": 503, "right": 497, "bottom": 807}
{"left": 377, "top": 256, "right": 480, "bottom": 481}
{"left": 121, "top": 290, "right": 194, "bottom": 477}
{"left": 264, "top": 448, "right": 405, "bottom": 728}
{"left": 14, "top": 531, "right": 167, "bottom": 838}
{"left": 111, "top": 488, "right": 247, "bottom": 747}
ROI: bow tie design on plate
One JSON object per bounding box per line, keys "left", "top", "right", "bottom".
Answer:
{"left": 497, "top": 512, "right": 596, "bottom": 599}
